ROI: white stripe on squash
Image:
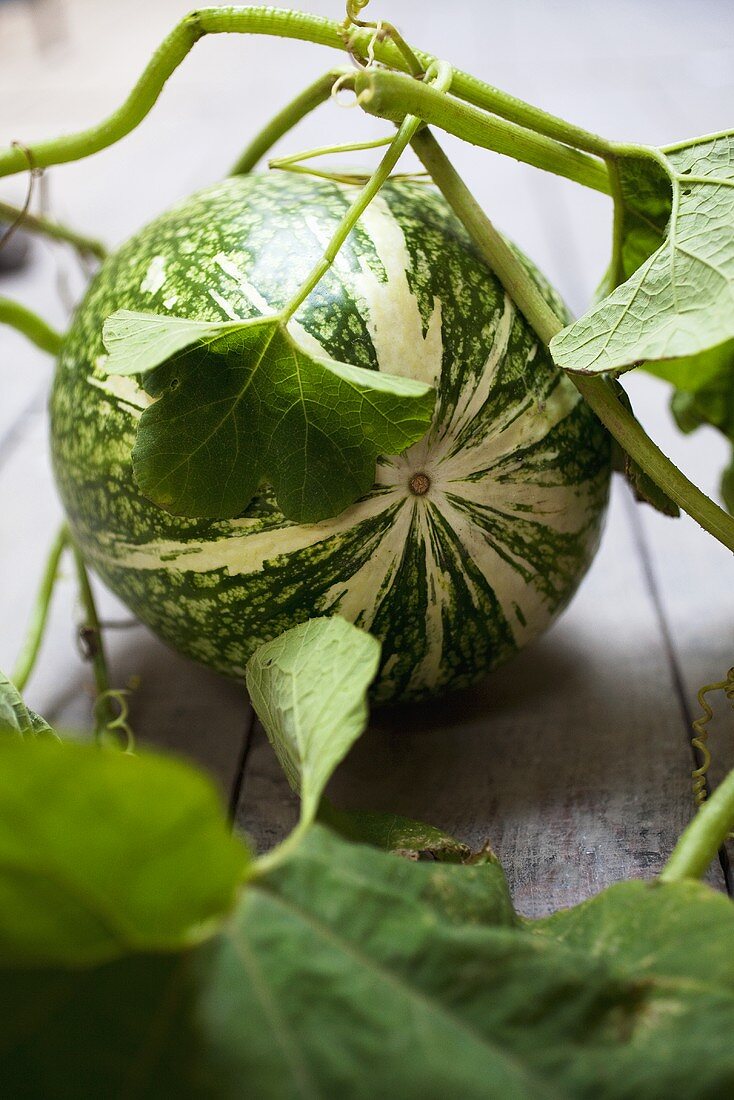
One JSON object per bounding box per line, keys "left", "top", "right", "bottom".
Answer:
{"left": 350, "top": 195, "right": 444, "bottom": 386}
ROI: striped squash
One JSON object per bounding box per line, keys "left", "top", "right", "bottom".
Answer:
{"left": 51, "top": 175, "right": 610, "bottom": 703}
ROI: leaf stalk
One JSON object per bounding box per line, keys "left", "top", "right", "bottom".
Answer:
{"left": 355, "top": 69, "right": 611, "bottom": 194}
{"left": 661, "top": 766, "right": 734, "bottom": 882}
{"left": 0, "top": 297, "right": 63, "bottom": 356}
{"left": 12, "top": 524, "right": 70, "bottom": 693}
{"left": 281, "top": 61, "right": 452, "bottom": 322}
{"left": 230, "top": 67, "right": 349, "bottom": 175}
{"left": 70, "top": 543, "right": 114, "bottom": 738}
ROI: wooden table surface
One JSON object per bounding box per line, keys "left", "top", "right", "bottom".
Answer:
{"left": 1, "top": 0, "right": 732, "bottom": 916}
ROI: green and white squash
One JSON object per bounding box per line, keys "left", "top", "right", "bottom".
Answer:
{"left": 51, "top": 175, "right": 610, "bottom": 703}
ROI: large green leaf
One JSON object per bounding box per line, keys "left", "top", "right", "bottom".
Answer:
{"left": 245, "top": 617, "right": 381, "bottom": 826}
{"left": 0, "top": 669, "right": 55, "bottom": 738}
{"left": 5, "top": 631, "right": 733, "bottom": 1095}
{"left": 551, "top": 133, "right": 734, "bottom": 375}
{"left": 533, "top": 878, "right": 734, "bottom": 1094}
{"left": 4, "top": 823, "right": 734, "bottom": 1097}
{"left": 102, "top": 310, "right": 435, "bottom": 524}
{"left": 594, "top": 153, "right": 672, "bottom": 300}
{"left": 0, "top": 740, "right": 248, "bottom": 967}
{"left": 551, "top": 135, "right": 734, "bottom": 510}
{"left": 246, "top": 618, "right": 472, "bottom": 859}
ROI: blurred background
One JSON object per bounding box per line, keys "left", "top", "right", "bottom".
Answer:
{"left": 1, "top": 0, "right": 733, "bottom": 911}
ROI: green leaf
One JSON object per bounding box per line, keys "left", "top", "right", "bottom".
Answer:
{"left": 646, "top": 340, "right": 734, "bottom": 511}
{"left": 598, "top": 153, "right": 672, "bottom": 297}
{"left": 0, "top": 827, "right": 525, "bottom": 1097}
{"left": 551, "top": 134, "right": 734, "bottom": 376}
{"left": 670, "top": 373, "right": 734, "bottom": 454}
{"left": 532, "top": 878, "right": 734, "bottom": 1093}
{"left": 645, "top": 337, "right": 734, "bottom": 393}
{"left": 0, "top": 739, "right": 248, "bottom": 967}
{"left": 0, "top": 669, "right": 55, "bottom": 738}
{"left": 246, "top": 618, "right": 472, "bottom": 858}
{"left": 102, "top": 310, "right": 435, "bottom": 524}
{"left": 245, "top": 617, "right": 381, "bottom": 826}
{"left": 6, "top": 824, "right": 734, "bottom": 1097}
{"left": 102, "top": 311, "right": 240, "bottom": 377}
{"left": 551, "top": 136, "right": 734, "bottom": 510}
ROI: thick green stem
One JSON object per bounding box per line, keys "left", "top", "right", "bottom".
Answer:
{"left": 0, "top": 8, "right": 362, "bottom": 178}
{"left": 605, "top": 161, "right": 628, "bottom": 289}
{"left": 661, "top": 767, "right": 734, "bottom": 882}
{"left": 356, "top": 70, "right": 610, "bottom": 194}
{"left": 70, "top": 543, "right": 113, "bottom": 737}
{"left": 0, "top": 6, "right": 624, "bottom": 181}
{"left": 0, "top": 297, "right": 63, "bottom": 355}
{"left": 446, "top": 71, "right": 614, "bottom": 160}
{"left": 344, "top": 1, "right": 424, "bottom": 77}
{"left": 0, "top": 200, "right": 106, "bottom": 259}
{"left": 230, "top": 67, "right": 348, "bottom": 175}
{"left": 412, "top": 129, "right": 734, "bottom": 553}
{"left": 12, "top": 525, "right": 70, "bottom": 693}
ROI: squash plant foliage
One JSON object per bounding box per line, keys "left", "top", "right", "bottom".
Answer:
{"left": 2, "top": 620, "right": 734, "bottom": 1098}
{"left": 1, "top": 0, "right": 733, "bottom": 706}
{"left": 1, "top": 4, "right": 734, "bottom": 1094}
